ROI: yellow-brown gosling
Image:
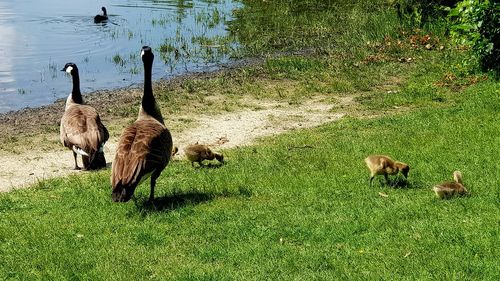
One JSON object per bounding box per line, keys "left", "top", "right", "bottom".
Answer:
{"left": 184, "top": 144, "right": 224, "bottom": 167}
{"left": 111, "top": 46, "right": 173, "bottom": 202}
{"left": 433, "top": 171, "right": 468, "bottom": 199}
{"left": 60, "top": 63, "right": 109, "bottom": 170}
{"left": 364, "top": 155, "right": 409, "bottom": 187}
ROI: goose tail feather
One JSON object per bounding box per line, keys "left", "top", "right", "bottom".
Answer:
{"left": 72, "top": 146, "right": 89, "bottom": 156}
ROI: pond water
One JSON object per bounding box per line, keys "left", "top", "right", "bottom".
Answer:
{"left": 0, "top": 0, "right": 241, "bottom": 113}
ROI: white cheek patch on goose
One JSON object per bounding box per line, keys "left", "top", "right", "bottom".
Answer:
{"left": 141, "top": 50, "right": 145, "bottom": 58}
{"left": 65, "top": 66, "right": 73, "bottom": 74}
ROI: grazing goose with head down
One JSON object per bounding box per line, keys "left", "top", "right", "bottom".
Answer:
{"left": 94, "top": 7, "right": 108, "bottom": 23}
{"left": 111, "top": 46, "right": 173, "bottom": 202}
{"left": 60, "top": 63, "right": 109, "bottom": 170}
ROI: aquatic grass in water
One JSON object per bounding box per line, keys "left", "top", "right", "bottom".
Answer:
{"left": 0, "top": 0, "right": 241, "bottom": 113}
{"left": 112, "top": 54, "right": 125, "bottom": 67}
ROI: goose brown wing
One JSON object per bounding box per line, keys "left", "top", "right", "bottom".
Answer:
{"left": 60, "top": 105, "right": 108, "bottom": 153}
{"left": 111, "top": 120, "right": 172, "bottom": 188}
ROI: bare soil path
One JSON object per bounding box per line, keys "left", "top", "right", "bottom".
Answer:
{"left": 0, "top": 98, "right": 347, "bottom": 192}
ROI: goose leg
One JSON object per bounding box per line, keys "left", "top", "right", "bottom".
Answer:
{"left": 82, "top": 155, "right": 90, "bottom": 171}
{"left": 369, "top": 176, "right": 374, "bottom": 187}
{"left": 73, "top": 152, "right": 81, "bottom": 170}
{"left": 149, "top": 171, "right": 161, "bottom": 202}
{"left": 149, "top": 177, "right": 156, "bottom": 202}
{"left": 384, "top": 174, "right": 389, "bottom": 186}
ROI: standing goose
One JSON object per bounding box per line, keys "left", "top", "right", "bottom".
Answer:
{"left": 94, "top": 7, "right": 108, "bottom": 23}
{"left": 111, "top": 46, "right": 173, "bottom": 202}
{"left": 60, "top": 63, "right": 109, "bottom": 170}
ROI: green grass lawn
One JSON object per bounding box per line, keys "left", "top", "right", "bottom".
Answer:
{"left": 1, "top": 79, "right": 499, "bottom": 280}
{"left": 2, "top": 0, "right": 499, "bottom": 279}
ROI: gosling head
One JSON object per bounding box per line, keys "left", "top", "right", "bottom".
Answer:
{"left": 401, "top": 164, "right": 410, "bottom": 178}
{"left": 215, "top": 153, "right": 224, "bottom": 163}
{"left": 453, "top": 170, "right": 463, "bottom": 184}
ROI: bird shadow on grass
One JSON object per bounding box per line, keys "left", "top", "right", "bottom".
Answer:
{"left": 377, "top": 177, "right": 424, "bottom": 189}
{"left": 135, "top": 191, "right": 213, "bottom": 213}
{"left": 196, "top": 162, "right": 225, "bottom": 169}
{"left": 135, "top": 185, "right": 252, "bottom": 214}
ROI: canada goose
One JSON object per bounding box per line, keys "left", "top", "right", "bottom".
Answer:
{"left": 60, "top": 63, "right": 109, "bottom": 170}
{"left": 94, "top": 7, "right": 108, "bottom": 23}
{"left": 433, "top": 171, "right": 468, "bottom": 199}
{"left": 184, "top": 144, "right": 224, "bottom": 167}
{"left": 365, "top": 155, "right": 409, "bottom": 186}
{"left": 111, "top": 46, "right": 173, "bottom": 202}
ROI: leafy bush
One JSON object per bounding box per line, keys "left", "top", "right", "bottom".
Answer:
{"left": 394, "top": 0, "right": 460, "bottom": 26}
{"left": 449, "top": 0, "right": 500, "bottom": 75}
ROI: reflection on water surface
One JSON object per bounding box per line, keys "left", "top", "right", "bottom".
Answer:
{"left": 0, "top": 0, "right": 240, "bottom": 113}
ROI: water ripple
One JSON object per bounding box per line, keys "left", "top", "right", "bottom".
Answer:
{"left": 0, "top": 0, "right": 241, "bottom": 113}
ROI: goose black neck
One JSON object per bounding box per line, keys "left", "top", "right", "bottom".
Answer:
{"left": 141, "top": 59, "right": 163, "bottom": 123}
{"left": 71, "top": 70, "right": 83, "bottom": 104}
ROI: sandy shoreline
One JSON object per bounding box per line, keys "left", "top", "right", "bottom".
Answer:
{"left": 0, "top": 58, "right": 262, "bottom": 137}
{"left": 0, "top": 57, "right": 349, "bottom": 192}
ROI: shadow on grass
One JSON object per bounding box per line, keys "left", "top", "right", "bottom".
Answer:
{"left": 375, "top": 177, "right": 424, "bottom": 189}
{"left": 136, "top": 191, "right": 214, "bottom": 213}
{"left": 135, "top": 185, "right": 252, "bottom": 214}
{"left": 197, "top": 162, "right": 225, "bottom": 169}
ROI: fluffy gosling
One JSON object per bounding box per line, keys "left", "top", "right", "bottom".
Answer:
{"left": 184, "top": 144, "right": 224, "bottom": 167}
{"left": 365, "top": 155, "right": 409, "bottom": 187}
{"left": 433, "top": 171, "right": 468, "bottom": 199}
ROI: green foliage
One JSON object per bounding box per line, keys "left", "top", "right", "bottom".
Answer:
{"left": 394, "top": 0, "right": 460, "bottom": 26}
{"left": 449, "top": 0, "right": 500, "bottom": 74}
{"left": 228, "top": 0, "right": 397, "bottom": 56}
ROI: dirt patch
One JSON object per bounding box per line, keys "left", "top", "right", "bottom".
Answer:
{"left": 173, "top": 99, "right": 344, "bottom": 153}
{"left": 0, "top": 61, "right": 260, "bottom": 145}
{"left": 0, "top": 97, "right": 345, "bottom": 192}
